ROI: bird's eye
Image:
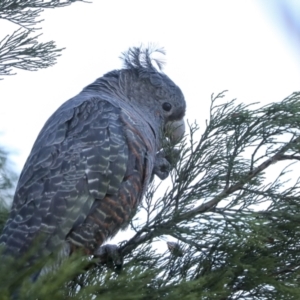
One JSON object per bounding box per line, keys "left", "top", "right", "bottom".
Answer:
{"left": 162, "top": 102, "right": 172, "bottom": 112}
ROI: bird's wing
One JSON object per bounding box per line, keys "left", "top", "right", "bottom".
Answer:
{"left": 67, "top": 105, "right": 157, "bottom": 252}
{"left": 0, "top": 96, "right": 137, "bottom": 258}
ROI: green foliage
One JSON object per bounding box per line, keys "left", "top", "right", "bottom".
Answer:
{"left": 0, "top": 147, "right": 16, "bottom": 232}
{"left": 0, "top": 0, "right": 87, "bottom": 78}
{"left": 2, "top": 92, "right": 300, "bottom": 299}
{"left": 0, "top": 148, "right": 16, "bottom": 202}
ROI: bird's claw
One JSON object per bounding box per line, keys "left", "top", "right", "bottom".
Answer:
{"left": 94, "top": 244, "right": 123, "bottom": 270}
{"left": 153, "top": 147, "right": 182, "bottom": 180}
{"left": 153, "top": 153, "right": 171, "bottom": 180}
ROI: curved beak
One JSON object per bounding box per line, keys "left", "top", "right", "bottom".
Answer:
{"left": 165, "top": 119, "right": 185, "bottom": 145}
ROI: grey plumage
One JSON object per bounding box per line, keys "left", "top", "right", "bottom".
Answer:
{"left": 0, "top": 46, "right": 186, "bottom": 265}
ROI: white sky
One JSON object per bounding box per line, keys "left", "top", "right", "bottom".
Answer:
{"left": 0, "top": 0, "right": 300, "bottom": 251}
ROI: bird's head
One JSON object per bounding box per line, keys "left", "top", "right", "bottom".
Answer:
{"left": 89, "top": 46, "right": 186, "bottom": 146}
{"left": 119, "top": 46, "right": 186, "bottom": 145}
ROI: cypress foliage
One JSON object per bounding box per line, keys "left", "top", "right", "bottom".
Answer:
{"left": 1, "top": 92, "right": 300, "bottom": 299}
{"left": 1, "top": 1, "right": 300, "bottom": 299}
{"left": 0, "top": 0, "right": 86, "bottom": 78}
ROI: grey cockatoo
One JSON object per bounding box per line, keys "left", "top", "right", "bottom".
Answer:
{"left": 0, "top": 46, "right": 186, "bottom": 269}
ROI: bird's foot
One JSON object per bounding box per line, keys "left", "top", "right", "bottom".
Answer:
{"left": 153, "top": 153, "right": 171, "bottom": 180}
{"left": 94, "top": 244, "right": 123, "bottom": 270}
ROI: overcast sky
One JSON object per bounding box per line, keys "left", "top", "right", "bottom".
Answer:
{"left": 0, "top": 0, "right": 300, "bottom": 172}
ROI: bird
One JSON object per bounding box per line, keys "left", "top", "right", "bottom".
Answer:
{"left": 0, "top": 46, "right": 186, "bottom": 270}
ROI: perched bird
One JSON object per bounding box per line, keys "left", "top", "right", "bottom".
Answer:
{"left": 0, "top": 46, "right": 186, "bottom": 268}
